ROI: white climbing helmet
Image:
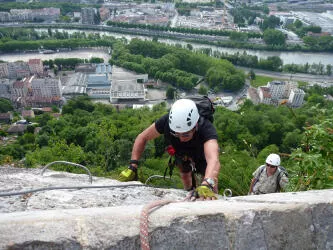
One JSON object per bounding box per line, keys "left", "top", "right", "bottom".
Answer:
{"left": 266, "top": 153, "right": 281, "bottom": 166}
{"left": 169, "top": 99, "right": 199, "bottom": 133}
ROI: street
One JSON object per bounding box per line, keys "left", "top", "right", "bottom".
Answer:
{"left": 237, "top": 66, "right": 333, "bottom": 83}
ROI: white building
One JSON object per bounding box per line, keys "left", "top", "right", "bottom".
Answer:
{"left": 110, "top": 66, "right": 147, "bottom": 103}
{"left": 267, "top": 80, "right": 286, "bottom": 100}
{"left": 288, "top": 88, "right": 305, "bottom": 107}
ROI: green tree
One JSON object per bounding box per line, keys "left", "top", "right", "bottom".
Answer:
{"left": 166, "top": 86, "right": 176, "bottom": 99}
{"left": 89, "top": 57, "right": 104, "bottom": 63}
{"left": 230, "top": 31, "right": 248, "bottom": 42}
{"left": 286, "top": 118, "right": 333, "bottom": 191}
{"left": 249, "top": 69, "right": 256, "bottom": 80}
{"left": 0, "top": 98, "right": 13, "bottom": 112}
{"left": 263, "top": 29, "right": 286, "bottom": 46}
{"left": 198, "top": 85, "right": 208, "bottom": 95}
{"left": 294, "top": 19, "right": 303, "bottom": 28}
{"left": 261, "top": 15, "right": 281, "bottom": 30}
{"left": 326, "top": 64, "right": 332, "bottom": 76}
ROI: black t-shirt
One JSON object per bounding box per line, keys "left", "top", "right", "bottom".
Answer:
{"left": 155, "top": 113, "right": 218, "bottom": 162}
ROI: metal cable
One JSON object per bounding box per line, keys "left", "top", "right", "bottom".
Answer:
{"left": 40, "top": 161, "right": 93, "bottom": 184}
{"left": 0, "top": 184, "right": 148, "bottom": 197}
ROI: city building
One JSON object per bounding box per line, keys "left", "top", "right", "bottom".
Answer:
{"left": 4, "top": 8, "right": 60, "bottom": 23}
{"left": 28, "top": 59, "right": 43, "bottom": 76}
{"left": 267, "top": 80, "right": 286, "bottom": 100}
{"left": 249, "top": 80, "right": 305, "bottom": 108}
{"left": 85, "top": 64, "right": 112, "bottom": 99}
{"left": 99, "top": 7, "right": 111, "bottom": 21}
{"left": 288, "top": 88, "right": 305, "bottom": 107}
{"left": 7, "top": 62, "right": 30, "bottom": 79}
{"left": 247, "top": 87, "right": 260, "bottom": 105}
{"left": 0, "top": 63, "right": 9, "bottom": 78}
{"left": 7, "top": 124, "right": 27, "bottom": 134}
{"left": 81, "top": 8, "right": 97, "bottom": 25}
{"left": 258, "top": 86, "right": 271, "bottom": 105}
{"left": 75, "top": 63, "right": 96, "bottom": 73}
{"left": 0, "top": 12, "right": 11, "bottom": 22}
{"left": 0, "top": 79, "right": 11, "bottom": 100}
{"left": 86, "top": 74, "right": 111, "bottom": 99}
{"left": 61, "top": 73, "right": 87, "bottom": 99}
{"left": 270, "top": 11, "right": 296, "bottom": 27}
{"left": 22, "top": 109, "right": 35, "bottom": 119}
{"left": 110, "top": 66, "right": 147, "bottom": 103}
{"left": 0, "top": 112, "right": 13, "bottom": 124}
{"left": 9, "top": 75, "right": 63, "bottom": 108}
{"left": 31, "top": 77, "right": 62, "bottom": 98}
{"left": 96, "top": 64, "right": 112, "bottom": 74}
{"left": 10, "top": 77, "right": 32, "bottom": 103}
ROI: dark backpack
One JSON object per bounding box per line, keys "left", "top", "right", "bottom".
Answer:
{"left": 256, "top": 165, "right": 288, "bottom": 192}
{"left": 187, "top": 95, "right": 215, "bottom": 123}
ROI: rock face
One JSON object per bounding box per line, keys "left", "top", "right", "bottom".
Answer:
{"left": 0, "top": 166, "right": 187, "bottom": 213}
{"left": 1, "top": 166, "right": 333, "bottom": 250}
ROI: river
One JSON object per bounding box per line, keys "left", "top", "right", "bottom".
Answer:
{"left": 34, "top": 28, "right": 333, "bottom": 66}
{"left": 0, "top": 48, "right": 111, "bottom": 63}
{"left": 1, "top": 28, "right": 332, "bottom": 66}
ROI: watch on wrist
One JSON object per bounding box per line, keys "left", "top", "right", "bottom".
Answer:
{"left": 203, "top": 178, "right": 215, "bottom": 190}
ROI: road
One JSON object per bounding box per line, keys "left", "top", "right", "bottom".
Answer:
{"left": 237, "top": 66, "right": 333, "bottom": 83}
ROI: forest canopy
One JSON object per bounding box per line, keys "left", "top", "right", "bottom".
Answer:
{"left": 110, "top": 39, "right": 246, "bottom": 92}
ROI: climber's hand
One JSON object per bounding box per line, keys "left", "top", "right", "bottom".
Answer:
{"left": 118, "top": 165, "right": 137, "bottom": 182}
{"left": 190, "top": 185, "right": 217, "bottom": 201}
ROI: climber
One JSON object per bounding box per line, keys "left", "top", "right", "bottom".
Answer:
{"left": 118, "top": 98, "right": 221, "bottom": 201}
{"left": 249, "top": 153, "right": 289, "bottom": 195}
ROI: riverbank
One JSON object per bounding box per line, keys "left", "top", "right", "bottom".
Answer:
{"left": 33, "top": 27, "right": 333, "bottom": 66}
{"left": 2, "top": 47, "right": 332, "bottom": 83}
{"left": 0, "top": 48, "right": 111, "bottom": 63}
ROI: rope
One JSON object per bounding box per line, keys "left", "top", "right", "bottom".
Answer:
{"left": 139, "top": 192, "right": 194, "bottom": 250}
{"left": 140, "top": 200, "right": 174, "bottom": 250}
{"left": 139, "top": 189, "right": 234, "bottom": 249}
